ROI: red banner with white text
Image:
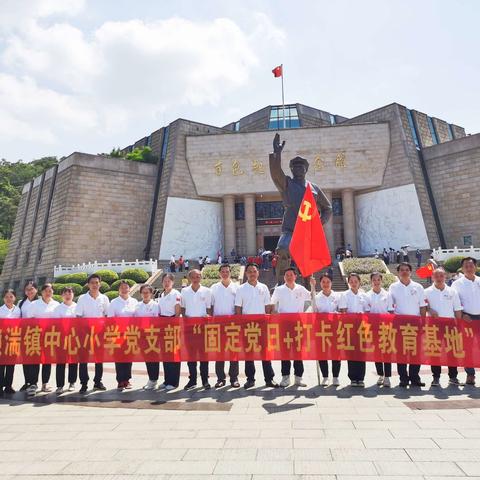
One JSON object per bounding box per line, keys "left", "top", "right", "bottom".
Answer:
{"left": 0, "top": 313, "right": 477, "bottom": 366}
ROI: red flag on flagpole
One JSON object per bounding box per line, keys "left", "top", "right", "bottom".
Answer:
{"left": 290, "top": 184, "right": 331, "bottom": 277}
{"left": 272, "top": 65, "right": 283, "bottom": 77}
{"left": 416, "top": 262, "right": 434, "bottom": 279}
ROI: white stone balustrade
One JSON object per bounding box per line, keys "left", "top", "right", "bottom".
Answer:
{"left": 432, "top": 246, "right": 480, "bottom": 262}
{"left": 54, "top": 259, "right": 159, "bottom": 277}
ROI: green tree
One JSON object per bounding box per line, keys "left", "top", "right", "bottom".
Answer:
{"left": 0, "top": 238, "right": 9, "bottom": 274}
{"left": 125, "top": 146, "right": 157, "bottom": 164}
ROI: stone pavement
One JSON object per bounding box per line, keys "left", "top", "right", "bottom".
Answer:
{"left": 2, "top": 361, "right": 480, "bottom": 479}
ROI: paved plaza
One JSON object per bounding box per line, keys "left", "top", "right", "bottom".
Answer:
{"left": 2, "top": 361, "right": 480, "bottom": 479}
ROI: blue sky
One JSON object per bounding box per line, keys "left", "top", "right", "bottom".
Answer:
{"left": 0, "top": 0, "right": 479, "bottom": 161}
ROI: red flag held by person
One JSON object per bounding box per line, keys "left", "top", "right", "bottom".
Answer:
{"left": 416, "top": 262, "right": 434, "bottom": 278}
{"left": 290, "top": 183, "right": 331, "bottom": 277}
{"left": 272, "top": 65, "right": 283, "bottom": 77}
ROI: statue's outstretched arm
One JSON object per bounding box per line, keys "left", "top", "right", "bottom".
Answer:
{"left": 269, "top": 133, "right": 287, "bottom": 192}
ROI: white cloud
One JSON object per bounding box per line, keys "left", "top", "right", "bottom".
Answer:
{"left": 0, "top": 9, "right": 285, "bottom": 156}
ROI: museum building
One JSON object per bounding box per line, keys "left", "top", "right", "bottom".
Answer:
{"left": 1, "top": 101, "right": 479, "bottom": 290}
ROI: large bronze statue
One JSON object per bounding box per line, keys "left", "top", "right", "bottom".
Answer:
{"left": 269, "top": 133, "right": 333, "bottom": 284}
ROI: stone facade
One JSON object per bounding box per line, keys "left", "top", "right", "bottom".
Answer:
{"left": 423, "top": 133, "right": 480, "bottom": 248}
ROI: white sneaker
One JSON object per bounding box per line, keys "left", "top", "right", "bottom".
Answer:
{"left": 294, "top": 376, "right": 306, "bottom": 387}
{"left": 157, "top": 383, "right": 167, "bottom": 390}
{"left": 377, "top": 375, "right": 384, "bottom": 386}
{"left": 383, "top": 377, "right": 391, "bottom": 388}
{"left": 280, "top": 375, "right": 290, "bottom": 387}
{"left": 27, "top": 384, "right": 37, "bottom": 396}
{"left": 143, "top": 379, "right": 157, "bottom": 390}
{"left": 332, "top": 377, "right": 340, "bottom": 386}
{"left": 41, "top": 383, "right": 52, "bottom": 393}
{"left": 68, "top": 383, "right": 75, "bottom": 392}
{"left": 165, "top": 384, "right": 175, "bottom": 391}
{"left": 55, "top": 387, "right": 64, "bottom": 394}
{"left": 321, "top": 377, "right": 329, "bottom": 386}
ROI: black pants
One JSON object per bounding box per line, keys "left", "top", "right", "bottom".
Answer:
{"left": 187, "top": 361, "right": 209, "bottom": 384}
{"left": 431, "top": 365, "right": 458, "bottom": 379}
{"left": 245, "top": 361, "right": 275, "bottom": 383}
{"left": 164, "top": 362, "right": 181, "bottom": 387}
{"left": 215, "top": 361, "right": 239, "bottom": 382}
{"left": 375, "top": 362, "right": 392, "bottom": 377}
{"left": 115, "top": 362, "right": 132, "bottom": 383}
{"left": 397, "top": 363, "right": 421, "bottom": 384}
{"left": 146, "top": 362, "right": 159, "bottom": 381}
{"left": 56, "top": 364, "right": 78, "bottom": 388}
{"left": 79, "top": 363, "right": 103, "bottom": 385}
{"left": 0, "top": 365, "right": 14, "bottom": 388}
{"left": 23, "top": 364, "right": 51, "bottom": 385}
{"left": 348, "top": 360, "right": 365, "bottom": 381}
{"left": 464, "top": 313, "right": 480, "bottom": 375}
{"left": 319, "top": 360, "right": 341, "bottom": 378}
{"left": 281, "top": 360, "right": 304, "bottom": 377}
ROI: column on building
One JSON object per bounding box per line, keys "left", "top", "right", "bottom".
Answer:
{"left": 323, "top": 189, "right": 335, "bottom": 253}
{"left": 243, "top": 194, "right": 257, "bottom": 255}
{"left": 223, "top": 194, "right": 236, "bottom": 257}
{"left": 341, "top": 188, "right": 357, "bottom": 255}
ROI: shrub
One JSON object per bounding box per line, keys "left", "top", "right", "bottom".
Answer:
{"left": 105, "top": 290, "right": 119, "bottom": 300}
{"left": 359, "top": 273, "right": 397, "bottom": 291}
{"left": 342, "top": 258, "right": 387, "bottom": 275}
{"left": 444, "top": 256, "right": 466, "bottom": 273}
{"left": 201, "top": 264, "right": 241, "bottom": 280}
{"left": 53, "top": 294, "right": 63, "bottom": 303}
{"left": 55, "top": 272, "right": 88, "bottom": 285}
{"left": 110, "top": 279, "right": 136, "bottom": 290}
{"left": 52, "top": 283, "right": 83, "bottom": 296}
{"left": 94, "top": 269, "right": 119, "bottom": 285}
{"left": 120, "top": 268, "right": 149, "bottom": 283}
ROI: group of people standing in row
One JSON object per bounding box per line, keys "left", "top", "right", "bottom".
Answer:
{"left": 1, "top": 257, "right": 479, "bottom": 396}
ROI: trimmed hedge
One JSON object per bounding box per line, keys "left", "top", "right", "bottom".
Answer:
{"left": 81, "top": 281, "right": 110, "bottom": 294}
{"left": 120, "top": 268, "right": 149, "bottom": 283}
{"left": 94, "top": 269, "right": 119, "bottom": 285}
{"left": 110, "top": 279, "right": 136, "bottom": 290}
{"left": 444, "top": 256, "right": 465, "bottom": 273}
{"left": 359, "top": 273, "right": 397, "bottom": 291}
{"left": 342, "top": 258, "right": 387, "bottom": 275}
{"left": 105, "top": 290, "right": 119, "bottom": 300}
{"left": 201, "top": 264, "right": 241, "bottom": 280}
{"left": 53, "top": 294, "right": 63, "bottom": 303}
{"left": 55, "top": 272, "right": 88, "bottom": 285}
{"left": 52, "top": 283, "right": 83, "bottom": 296}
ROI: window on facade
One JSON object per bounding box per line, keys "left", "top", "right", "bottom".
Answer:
{"left": 427, "top": 117, "right": 439, "bottom": 145}
{"left": 268, "top": 105, "right": 300, "bottom": 129}
{"left": 255, "top": 201, "right": 284, "bottom": 219}
{"left": 463, "top": 235, "right": 473, "bottom": 246}
{"left": 447, "top": 123, "right": 455, "bottom": 141}
{"left": 329, "top": 114, "right": 336, "bottom": 125}
{"left": 234, "top": 121, "right": 240, "bottom": 131}
{"left": 332, "top": 198, "right": 343, "bottom": 216}
{"left": 406, "top": 109, "right": 421, "bottom": 149}
{"left": 235, "top": 203, "right": 245, "bottom": 221}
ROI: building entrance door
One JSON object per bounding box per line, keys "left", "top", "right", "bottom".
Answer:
{"left": 263, "top": 236, "right": 280, "bottom": 252}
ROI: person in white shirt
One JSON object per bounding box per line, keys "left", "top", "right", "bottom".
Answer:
{"left": 53, "top": 286, "right": 78, "bottom": 393}
{"left": 181, "top": 269, "right": 212, "bottom": 390}
{"left": 426, "top": 267, "right": 463, "bottom": 386}
{"left": 0, "top": 289, "right": 21, "bottom": 394}
{"left": 312, "top": 273, "right": 341, "bottom": 387}
{"left": 76, "top": 273, "right": 110, "bottom": 393}
{"left": 339, "top": 273, "right": 370, "bottom": 387}
{"left": 18, "top": 280, "right": 39, "bottom": 392}
{"left": 388, "top": 262, "right": 427, "bottom": 387}
{"left": 108, "top": 280, "right": 138, "bottom": 390}
{"left": 452, "top": 257, "right": 480, "bottom": 385}
{"left": 235, "top": 263, "right": 279, "bottom": 389}
{"left": 211, "top": 264, "right": 240, "bottom": 388}
{"left": 27, "top": 283, "right": 60, "bottom": 396}
{"left": 366, "top": 272, "right": 392, "bottom": 388}
{"left": 271, "top": 268, "right": 311, "bottom": 387}
{"left": 135, "top": 284, "right": 160, "bottom": 390}
{"left": 157, "top": 273, "right": 182, "bottom": 390}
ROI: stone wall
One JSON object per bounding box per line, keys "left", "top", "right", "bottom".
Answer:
{"left": 423, "top": 133, "right": 480, "bottom": 248}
